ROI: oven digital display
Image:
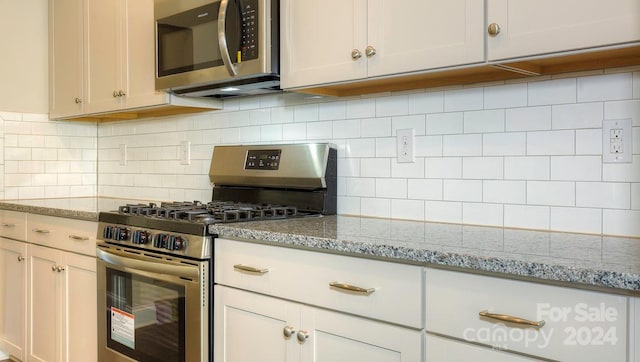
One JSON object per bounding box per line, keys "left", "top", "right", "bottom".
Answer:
{"left": 245, "top": 149, "right": 281, "bottom": 170}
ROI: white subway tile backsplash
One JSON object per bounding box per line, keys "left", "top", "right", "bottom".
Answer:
{"left": 344, "top": 138, "right": 376, "bottom": 158}
{"left": 528, "top": 78, "right": 577, "bottom": 106}
{"left": 443, "top": 134, "right": 482, "bottom": 156}
{"left": 426, "top": 112, "right": 463, "bottom": 135}
{"left": 282, "top": 123, "right": 307, "bottom": 140}
{"left": 463, "top": 203, "right": 503, "bottom": 227}
{"left": 426, "top": 157, "right": 462, "bottom": 179}
{"left": 526, "top": 130, "right": 575, "bottom": 155}
{"left": 345, "top": 177, "right": 375, "bottom": 197}
{"left": 376, "top": 179, "right": 406, "bottom": 199}
{"left": 408, "top": 91, "right": 444, "bottom": 114}
{"left": 346, "top": 98, "right": 376, "bottom": 119}
{"left": 634, "top": 71, "right": 640, "bottom": 98}
{"left": 391, "top": 199, "right": 424, "bottom": 220}
{"left": 505, "top": 106, "right": 552, "bottom": 132}
{"left": 444, "top": 88, "right": 483, "bottom": 112}
{"left": 483, "top": 180, "right": 526, "bottom": 204}
{"left": 360, "top": 158, "right": 389, "bottom": 178}
{"left": 527, "top": 181, "right": 575, "bottom": 207}
{"left": 332, "top": 119, "right": 361, "bottom": 139}
{"left": 552, "top": 102, "right": 604, "bottom": 130}
{"left": 462, "top": 157, "right": 503, "bottom": 180}
{"left": 551, "top": 207, "right": 602, "bottom": 234}
{"left": 391, "top": 160, "right": 425, "bottom": 178}
{"left": 484, "top": 83, "right": 527, "bottom": 109}
{"left": 603, "top": 155, "right": 640, "bottom": 182}
{"left": 634, "top": 126, "right": 639, "bottom": 154}
{"left": 361, "top": 117, "right": 391, "bottom": 138}
{"left": 577, "top": 73, "right": 633, "bottom": 102}
{"left": 483, "top": 132, "right": 526, "bottom": 156}
{"left": 504, "top": 205, "right": 550, "bottom": 230}
{"left": 604, "top": 99, "right": 640, "bottom": 126}
{"left": 319, "top": 101, "right": 346, "bottom": 121}
{"left": 576, "top": 182, "right": 631, "bottom": 209}
{"left": 360, "top": 197, "right": 391, "bottom": 218}
{"left": 443, "top": 179, "right": 482, "bottom": 202}
{"left": 603, "top": 209, "right": 640, "bottom": 236}
{"left": 392, "top": 115, "right": 426, "bottom": 135}
{"left": 575, "top": 129, "right": 603, "bottom": 155}
{"left": 294, "top": 103, "right": 319, "bottom": 122}
{"left": 408, "top": 179, "right": 443, "bottom": 200}
{"left": 337, "top": 196, "right": 361, "bottom": 215}
{"left": 415, "top": 136, "right": 442, "bottom": 157}
{"left": 633, "top": 183, "right": 640, "bottom": 210}
{"left": 338, "top": 158, "right": 360, "bottom": 177}
{"left": 425, "top": 200, "right": 462, "bottom": 223}
{"left": 504, "top": 156, "right": 550, "bottom": 180}
{"left": 550, "top": 156, "right": 601, "bottom": 181}
{"left": 464, "top": 109, "right": 505, "bottom": 133}
{"left": 376, "top": 95, "right": 409, "bottom": 116}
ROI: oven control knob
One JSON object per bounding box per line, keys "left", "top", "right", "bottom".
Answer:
{"left": 132, "top": 230, "right": 150, "bottom": 245}
{"left": 153, "top": 233, "right": 166, "bottom": 248}
{"left": 114, "top": 227, "right": 130, "bottom": 241}
{"left": 166, "top": 236, "right": 185, "bottom": 251}
{"left": 102, "top": 226, "right": 114, "bottom": 239}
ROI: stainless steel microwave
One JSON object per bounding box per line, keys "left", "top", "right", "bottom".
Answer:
{"left": 154, "top": 0, "right": 279, "bottom": 97}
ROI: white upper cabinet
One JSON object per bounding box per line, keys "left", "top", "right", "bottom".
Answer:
{"left": 281, "top": 0, "right": 485, "bottom": 89}
{"left": 487, "top": 0, "right": 640, "bottom": 61}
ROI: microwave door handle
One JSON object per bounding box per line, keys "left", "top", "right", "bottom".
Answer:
{"left": 217, "top": 0, "right": 238, "bottom": 76}
{"left": 96, "top": 247, "right": 199, "bottom": 279}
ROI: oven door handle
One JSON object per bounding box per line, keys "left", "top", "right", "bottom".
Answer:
{"left": 217, "top": 0, "right": 238, "bottom": 76}
{"left": 96, "top": 247, "right": 200, "bottom": 279}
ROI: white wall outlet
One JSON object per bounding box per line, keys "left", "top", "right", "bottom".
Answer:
{"left": 180, "top": 140, "right": 191, "bottom": 165}
{"left": 119, "top": 144, "right": 127, "bottom": 166}
{"left": 602, "top": 119, "right": 632, "bottom": 163}
{"left": 397, "top": 128, "right": 415, "bottom": 163}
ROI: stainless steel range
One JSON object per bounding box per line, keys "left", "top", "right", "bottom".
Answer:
{"left": 96, "top": 143, "right": 336, "bottom": 362}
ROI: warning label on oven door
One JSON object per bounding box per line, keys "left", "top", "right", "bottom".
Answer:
{"left": 111, "top": 307, "right": 135, "bottom": 349}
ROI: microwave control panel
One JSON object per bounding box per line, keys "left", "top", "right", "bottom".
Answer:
{"left": 245, "top": 149, "right": 281, "bottom": 170}
{"left": 240, "top": 0, "right": 259, "bottom": 61}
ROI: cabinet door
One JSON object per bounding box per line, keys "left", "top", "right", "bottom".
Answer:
{"left": 367, "top": 0, "right": 484, "bottom": 77}
{"left": 300, "top": 306, "right": 422, "bottom": 362}
{"left": 280, "top": 0, "right": 368, "bottom": 89}
{"left": 27, "top": 245, "right": 61, "bottom": 362}
{"left": 487, "top": 0, "right": 640, "bottom": 60}
{"left": 61, "top": 251, "right": 96, "bottom": 362}
{"left": 49, "top": 0, "right": 84, "bottom": 119}
{"left": 214, "top": 286, "right": 296, "bottom": 362}
{"left": 121, "top": 0, "right": 168, "bottom": 110}
{"left": 85, "top": 0, "right": 121, "bottom": 114}
{"left": 0, "top": 239, "right": 27, "bottom": 361}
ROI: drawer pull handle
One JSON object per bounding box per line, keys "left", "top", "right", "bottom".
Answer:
{"left": 329, "top": 282, "right": 376, "bottom": 295}
{"left": 32, "top": 228, "right": 50, "bottom": 234}
{"left": 68, "top": 235, "right": 89, "bottom": 241}
{"left": 479, "top": 310, "right": 545, "bottom": 328}
{"left": 233, "top": 264, "right": 269, "bottom": 274}
{"left": 2, "top": 223, "right": 15, "bottom": 227}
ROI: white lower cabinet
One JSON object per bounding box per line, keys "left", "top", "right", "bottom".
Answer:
{"left": 425, "top": 268, "right": 628, "bottom": 361}
{"left": 425, "top": 333, "right": 539, "bottom": 361}
{"left": 27, "top": 244, "right": 97, "bottom": 362}
{"left": 215, "top": 286, "right": 421, "bottom": 362}
{"left": 0, "top": 238, "right": 27, "bottom": 361}
{"left": 214, "top": 238, "right": 424, "bottom": 362}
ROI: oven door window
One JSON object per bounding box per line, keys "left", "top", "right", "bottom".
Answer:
{"left": 156, "top": 1, "right": 244, "bottom": 77}
{"left": 106, "top": 268, "right": 186, "bottom": 362}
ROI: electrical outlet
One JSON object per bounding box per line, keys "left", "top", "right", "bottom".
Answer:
{"left": 396, "top": 128, "right": 415, "bottom": 163}
{"left": 602, "top": 119, "right": 632, "bottom": 163}
{"left": 180, "top": 140, "right": 191, "bottom": 165}
{"left": 119, "top": 144, "right": 127, "bottom": 166}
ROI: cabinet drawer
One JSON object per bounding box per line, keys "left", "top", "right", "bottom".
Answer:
{"left": 425, "top": 268, "right": 628, "bottom": 362}
{"left": 0, "top": 210, "right": 27, "bottom": 241}
{"left": 426, "top": 333, "right": 538, "bottom": 361}
{"left": 27, "top": 214, "right": 97, "bottom": 256}
{"left": 215, "top": 238, "right": 424, "bottom": 328}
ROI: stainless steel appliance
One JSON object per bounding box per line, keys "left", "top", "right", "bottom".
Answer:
{"left": 154, "top": 0, "right": 280, "bottom": 97}
{"left": 96, "top": 143, "right": 336, "bottom": 362}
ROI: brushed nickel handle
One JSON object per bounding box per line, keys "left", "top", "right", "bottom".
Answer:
{"left": 479, "top": 310, "right": 545, "bottom": 328}
{"left": 283, "top": 326, "right": 296, "bottom": 338}
{"left": 32, "top": 228, "right": 50, "bottom": 234}
{"left": 74, "top": 97, "right": 83, "bottom": 104}
{"left": 2, "top": 223, "right": 15, "bottom": 227}
{"left": 365, "top": 45, "right": 376, "bottom": 57}
{"left": 118, "top": 90, "right": 126, "bottom": 97}
{"left": 329, "top": 282, "right": 375, "bottom": 295}
{"left": 17, "top": 256, "right": 24, "bottom": 262}
{"left": 296, "top": 330, "right": 309, "bottom": 343}
{"left": 233, "top": 264, "right": 269, "bottom": 274}
{"left": 488, "top": 23, "right": 501, "bottom": 36}
{"left": 351, "top": 49, "right": 362, "bottom": 60}
{"left": 68, "top": 235, "right": 89, "bottom": 241}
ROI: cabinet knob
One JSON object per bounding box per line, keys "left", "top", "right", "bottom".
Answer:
{"left": 365, "top": 45, "right": 376, "bottom": 57}
{"left": 488, "top": 23, "right": 501, "bottom": 36}
{"left": 283, "top": 326, "right": 296, "bottom": 338}
{"left": 17, "top": 256, "right": 24, "bottom": 262}
{"left": 52, "top": 264, "right": 57, "bottom": 272}
{"left": 296, "top": 330, "right": 309, "bottom": 343}
{"left": 351, "top": 49, "right": 362, "bottom": 60}
{"left": 118, "top": 90, "right": 126, "bottom": 97}
{"left": 57, "top": 265, "right": 66, "bottom": 273}
{"left": 74, "top": 97, "right": 83, "bottom": 104}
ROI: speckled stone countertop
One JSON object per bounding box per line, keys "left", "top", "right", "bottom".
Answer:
{"left": 209, "top": 215, "right": 640, "bottom": 294}
{"left": 2, "top": 198, "right": 638, "bottom": 294}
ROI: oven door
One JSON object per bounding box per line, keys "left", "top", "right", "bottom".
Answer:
{"left": 96, "top": 244, "right": 210, "bottom": 362}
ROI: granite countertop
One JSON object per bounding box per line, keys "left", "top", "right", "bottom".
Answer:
{"left": 210, "top": 215, "right": 640, "bottom": 294}
{"left": 1, "top": 198, "right": 638, "bottom": 294}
